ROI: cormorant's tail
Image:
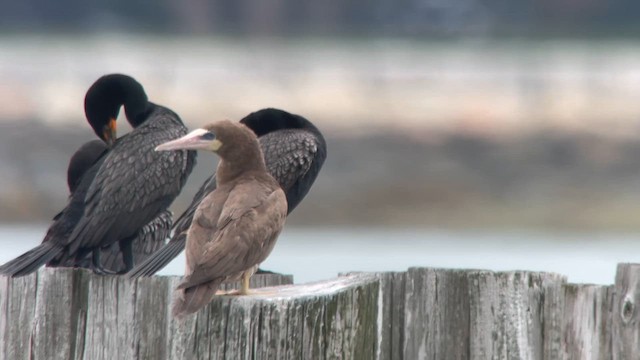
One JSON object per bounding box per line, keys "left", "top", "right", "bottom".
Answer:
{"left": 127, "top": 235, "right": 186, "bottom": 278}
{"left": 172, "top": 278, "right": 222, "bottom": 319}
{"left": 0, "top": 242, "right": 64, "bottom": 277}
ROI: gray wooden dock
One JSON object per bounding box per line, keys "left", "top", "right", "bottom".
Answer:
{"left": 0, "top": 264, "right": 638, "bottom": 359}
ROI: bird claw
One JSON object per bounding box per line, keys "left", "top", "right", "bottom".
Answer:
{"left": 92, "top": 264, "right": 117, "bottom": 275}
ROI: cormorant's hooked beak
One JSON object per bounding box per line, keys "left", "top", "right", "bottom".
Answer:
{"left": 155, "top": 128, "right": 223, "bottom": 152}
{"left": 102, "top": 118, "right": 117, "bottom": 146}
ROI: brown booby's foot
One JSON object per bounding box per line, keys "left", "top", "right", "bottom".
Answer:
{"left": 216, "top": 273, "right": 253, "bottom": 296}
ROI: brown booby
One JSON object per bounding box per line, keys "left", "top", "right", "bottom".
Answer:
{"left": 155, "top": 120, "right": 287, "bottom": 317}
{"left": 128, "top": 108, "right": 326, "bottom": 278}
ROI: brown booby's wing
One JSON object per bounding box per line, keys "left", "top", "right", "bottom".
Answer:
{"left": 179, "top": 179, "right": 287, "bottom": 290}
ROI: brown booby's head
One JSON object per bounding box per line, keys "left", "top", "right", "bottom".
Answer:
{"left": 155, "top": 120, "right": 262, "bottom": 163}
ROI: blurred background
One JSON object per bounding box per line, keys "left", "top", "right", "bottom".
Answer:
{"left": 2, "top": 0, "right": 640, "bottom": 284}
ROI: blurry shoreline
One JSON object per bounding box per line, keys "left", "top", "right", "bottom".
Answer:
{"left": 3, "top": 36, "right": 640, "bottom": 230}
{"left": 4, "top": 122, "right": 640, "bottom": 231}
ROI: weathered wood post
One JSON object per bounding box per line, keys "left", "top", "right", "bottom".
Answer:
{"left": 379, "top": 268, "right": 566, "bottom": 360}
{"left": 612, "top": 263, "right": 640, "bottom": 359}
{"left": 0, "top": 268, "right": 378, "bottom": 360}
{"left": 375, "top": 266, "right": 633, "bottom": 360}
{"left": 562, "top": 283, "right": 613, "bottom": 359}
{"left": 3, "top": 264, "right": 640, "bottom": 359}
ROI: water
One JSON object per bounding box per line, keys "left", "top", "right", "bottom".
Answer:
{"left": 1, "top": 224, "right": 638, "bottom": 285}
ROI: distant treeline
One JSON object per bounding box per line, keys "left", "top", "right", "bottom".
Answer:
{"left": 3, "top": 0, "right": 640, "bottom": 37}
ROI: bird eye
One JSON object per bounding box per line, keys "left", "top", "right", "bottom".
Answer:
{"left": 201, "top": 132, "right": 215, "bottom": 140}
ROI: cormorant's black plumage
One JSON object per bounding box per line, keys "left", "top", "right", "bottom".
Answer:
{"left": 66, "top": 140, "right": 109, "bottom": 193}
{"left": 0, "top": 74, "right": 196, "bottom": 277}
{"left": 52, "top": 139, "right": 173, "bottom": 271}
{"left": 63, "top": 105, "right": 195, "bottom": 272}
{"left": 128, "top": 108, "right": 326, "bottom": 278}
{"left": 92, "top": 210, "right": 173, "bottom": 271}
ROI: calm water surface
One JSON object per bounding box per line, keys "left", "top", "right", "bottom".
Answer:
{"left": 1, "top": 224, "right": 638, "bottom": 285}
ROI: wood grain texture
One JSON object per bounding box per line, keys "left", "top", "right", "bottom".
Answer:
{"left": 562, "top": 284, "right": 613, "bottom": 360}
{"left": 0, "top": 268, "right": 380, "bottom": 360}
{"left": 467, "top": 270, "right": 566, "bottom": 360}
{"left": 401, "top": 269, "right": 567, "bottom": 360}
{"left": 612, "top": 263, "right": 640, "bottom": 360}
{"left": 377, "top": 272, "right": 406, "bottom": 360}
{"left": 32, "top": 268, "right": 90, "bottom": 360}
{"left": 0, "top": 270, "right": 38, "bottom": 360}
{"left": 3, "top": 265, "right": 640, "bottom": 360}
{"left": 403, "top": 268, "right": 471, "bottom": 360}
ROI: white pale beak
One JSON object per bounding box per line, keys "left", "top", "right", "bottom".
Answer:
{"left": 155, "top": 128, "right": 212, "bottom": 151}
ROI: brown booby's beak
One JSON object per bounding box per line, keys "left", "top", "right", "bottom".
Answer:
{"left": 102, "top": 118, "right": 117, "bottom": 147}
{"left": 155, "top": 128, "right": 223, "bottom": 152}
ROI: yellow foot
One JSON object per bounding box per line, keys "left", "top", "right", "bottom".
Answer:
{"left": 214, "top": 272, "right": 254, "bottom": 296}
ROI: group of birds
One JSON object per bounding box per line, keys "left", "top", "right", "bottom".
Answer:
{"left": 0, "top": 74, "right": 326, "bottom": 317}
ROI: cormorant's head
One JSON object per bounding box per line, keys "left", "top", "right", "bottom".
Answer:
{"left": 156, "top": 120, "right": 261, "bottom": 161}
{"left": 240, "top": 108, "right": 310, "bottom": 137}
{"left": 84, "top": 74, "right": 149, "bottom": 145}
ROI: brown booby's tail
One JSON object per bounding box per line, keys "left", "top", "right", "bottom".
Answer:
{"left": 172, "top": 278, "right": 223, "bottom": 318}
{"left": 0, "top": 241, "right": 64, "bottom": 277}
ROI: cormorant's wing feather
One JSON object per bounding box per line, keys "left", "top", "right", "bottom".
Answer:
{"left": 0, "top": 242, "right": 62, "bottom": 277}
{"left": 259, "top": 129, "right": 325, "bottom": 212}
{"left": 127, "top": 174, "right": 215, "bottom": 278}
{"left": 98, "top": 210, "right": 173, "bottom": 272}
{"left": 67, "top": 111, "right": 192, "bottom": 254}
{"left": 134, "top": 210, "right": 173, "bottom": 256}
{"left": 173, "top": 174, "right": 217, "bottom": 239}
{"left": 127, "top": 234, "right": 186, "bottom": 278}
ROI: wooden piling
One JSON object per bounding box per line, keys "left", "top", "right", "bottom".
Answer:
{"left": 2, "top": 265, "right": 640, "bottom": 359}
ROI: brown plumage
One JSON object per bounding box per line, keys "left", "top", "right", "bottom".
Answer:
{"left": 155, "top": 120, "right": 287, "bottom": 318}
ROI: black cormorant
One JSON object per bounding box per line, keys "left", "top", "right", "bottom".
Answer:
{"left": 0, "top": 74, "right": 196, "bottom": 277}
{"left": 155, "top": 120, "right": 287, "bottom": 317}
{"left": 51, "top": 139, "right": 173, "bottom": 271}
{"left": 128, "top": 108, "right": 326, "bottom": 278}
